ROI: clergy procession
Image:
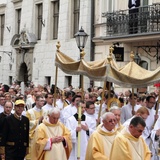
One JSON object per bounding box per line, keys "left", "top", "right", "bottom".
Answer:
{"left": 1, "top": 0, "right": 160, "bottom": 159}
{"left": 1, "top": 82, "right": 160, "bottom": 160}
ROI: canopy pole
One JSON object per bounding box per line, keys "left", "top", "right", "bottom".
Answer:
{"left": 131, "top": 88, "right": 135, "bottom": 116}
{"left": 154, "top": 88, "right": 160, "bottom": 126}
{"left": 97, "top": 81, "right": 106, "bottom": 126}
{"left": 54, "top": 66, "right": 58, "bottom": 107}
{"left": 79, "top": 49, "right": 85, "bottom": 100}
{"left": 108, "top": 82, "right": 111, "bottom": 99}
{"left": 80, "top": 74, "right": 84, "bottom": 100}
{"left": 77, "top": 103, "right": 82, "bottom": 160}
{"left": 54, "top": 41, "right": 61, "bottom": 107}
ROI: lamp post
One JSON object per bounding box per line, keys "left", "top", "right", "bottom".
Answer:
{"left": 75, "top": 27, "right": 88, "bottom": 52}
{"left": 74, "top": 27, "right": 88, "bottom": 89}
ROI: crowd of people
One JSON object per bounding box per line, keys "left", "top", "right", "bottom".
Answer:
{"left": 0, "top": 82, "right": 160, "bottom": 160}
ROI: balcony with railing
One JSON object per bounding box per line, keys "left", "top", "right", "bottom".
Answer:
{"left": 102, "top": 3, "right": 160, "bottom": 37}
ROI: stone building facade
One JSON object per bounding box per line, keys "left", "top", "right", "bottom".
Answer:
{"left": 0, "top": 0, "right": 160, "bottom": 93}
{"left": 0, "top": 0, "right": 91, "bottom": 90}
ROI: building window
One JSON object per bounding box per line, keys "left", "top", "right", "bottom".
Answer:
{"left": 51, "top": 0, "right": 59, "bottom": 39}
{"left": 0, "top": 14, "right": 5, "bottom": 45}
{"left": 16, "top": 9, "right": 21, "bottom": 34}
{"left": 73, "top": 0, "right": 80, "bottom": 37}
{"left": 139, "top": 60, "right": 148, "bottom": 69}
{"left": 108, "top": 0, "right": 112, "bottom": 12}
{"left": 9, "top": 76, "right": 13, "bottom": 85}
{"left": 65, "top": 76, "right": 72, "bottom": 87}
{"left": 36, "top": 3, "right": 43, "bottom": 40}
{"left": 45, "top": 76, "right": 51, "bottom": 86}
{"left": 142, "top": 0, "right": 148, "bottom": 6}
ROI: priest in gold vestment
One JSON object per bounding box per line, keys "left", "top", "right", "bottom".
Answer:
{"left": 85, "top": 112, "right": 118, "bottom": 160}
{"left": 109, "top": 106, "right": 124, "bottom": 132}
{"left": 110, "top": 116, "right": 151, "bottom": 160}
{"left": 25, "top": 95, "right": 46, "bottom": 160}
{"left": 31, "top": 107, "right": 72, "bottom": 160}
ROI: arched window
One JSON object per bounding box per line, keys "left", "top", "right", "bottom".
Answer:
{"left": 139, "top": 60, "right": 148, "bottom": 69}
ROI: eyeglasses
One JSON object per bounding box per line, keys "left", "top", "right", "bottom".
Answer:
{"left": 48, "top": 97, "right": 53, "bottom": 99}
{"left": 108, "top": 119, "right": 116, "bottom": 123}
{"left": 89, "top": 107, "right": 95, "bottom": 110}
{"left": 149, "top": 102, "right": 155, "bottom": 104}
{"left": 38, "top": 100, "right": 44, "bottom": 102}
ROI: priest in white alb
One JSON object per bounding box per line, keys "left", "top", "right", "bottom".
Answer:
{"left": 66, "top": 101, "right": 95, "bottom": 160}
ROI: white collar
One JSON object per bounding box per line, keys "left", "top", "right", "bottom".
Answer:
{"left": 101, "top": 125, "right": 114, "bottom": 133}
{"left": 34, "top": 106, "right": 42, "bottom": 112}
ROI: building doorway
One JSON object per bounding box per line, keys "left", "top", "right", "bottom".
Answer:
{"left": 18, "top": 62, "right": 29, "bottom": 86}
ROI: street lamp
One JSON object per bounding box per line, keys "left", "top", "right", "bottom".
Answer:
{"left": 74, "top": 27, "right": 88, "bottom": 91}
{"left": 75, "top": 26, "right": 88, "bottom": 52}
{"left": 134, "top": 52, "right": 141, "bottom": 65}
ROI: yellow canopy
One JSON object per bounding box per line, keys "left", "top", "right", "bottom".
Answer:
{"left": 55, "top": 43, "right": 160, "bottom": 88}
{"left": 55, "top": 50, "right": 109, "bottom": 81}
{"left": 108, "top": 61, "right": 160, "bottom": 87}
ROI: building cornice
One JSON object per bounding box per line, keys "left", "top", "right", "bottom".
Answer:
{"left": 0, "top": 4, "right": 6, "bottom": 8}
{"left": 93, "top": 32, "right": 160, "bottom": 44}
{"left": 12, "top": 0, "right": 22, "bottom": 4}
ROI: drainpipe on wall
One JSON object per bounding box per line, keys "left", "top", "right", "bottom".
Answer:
{"left": 90, "top": 0, "right": 95, "bottom": 87}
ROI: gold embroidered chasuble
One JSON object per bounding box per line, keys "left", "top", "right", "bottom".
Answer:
{"left": 31, "top": 118, "right": 72, "bottom": 160}
{"left": 85, "top": 124, "right": 118, "bottom": 160}
{"left": 110, "top": 127, "right": 151, "bottom": 160}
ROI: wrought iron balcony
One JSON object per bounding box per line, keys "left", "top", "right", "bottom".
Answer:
{"left": 102, "top": 3, "right": 160, "bottom": 37}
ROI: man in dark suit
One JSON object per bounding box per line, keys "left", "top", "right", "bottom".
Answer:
{"left": 0, "top": 101, "right": 13, "bottom": 160}
{"left": 0, "top": 100, "right": 29, "bottom": 160}
{"left": 128, "top": 0, "right": 140, "bottom": 34}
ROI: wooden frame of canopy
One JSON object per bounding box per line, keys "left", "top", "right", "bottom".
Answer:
{"left": 54, "top": 41, "right": 160, "bottom": 118}
{"left": 107, "top": 50, "right": 160, "bottom": 127}
{"left": 54, "top": 43, "right": 85, "bottom": 160}
{"left": 53, "top": 41, "right": 86, "bottom": 106}
{"left": 54, "top": 42, "right": 121, "bottom": 128}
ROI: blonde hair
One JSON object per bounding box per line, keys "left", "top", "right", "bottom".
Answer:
{"left": 136, "top": 106, "right": 149, "bottom": 115}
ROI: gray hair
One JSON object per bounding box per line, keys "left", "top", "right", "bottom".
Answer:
{"left": 101, "top": 112, "right": 115, "bottom": 121}
{"left": 48, "top": 107, "right": 60, "bottom": 115}
{"left": 109, "top": 106, "right": 121, "bottom": 112}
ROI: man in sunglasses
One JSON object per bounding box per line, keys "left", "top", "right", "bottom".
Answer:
{"left": 85, "top": 112, "right": 118, "bottom": 160}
